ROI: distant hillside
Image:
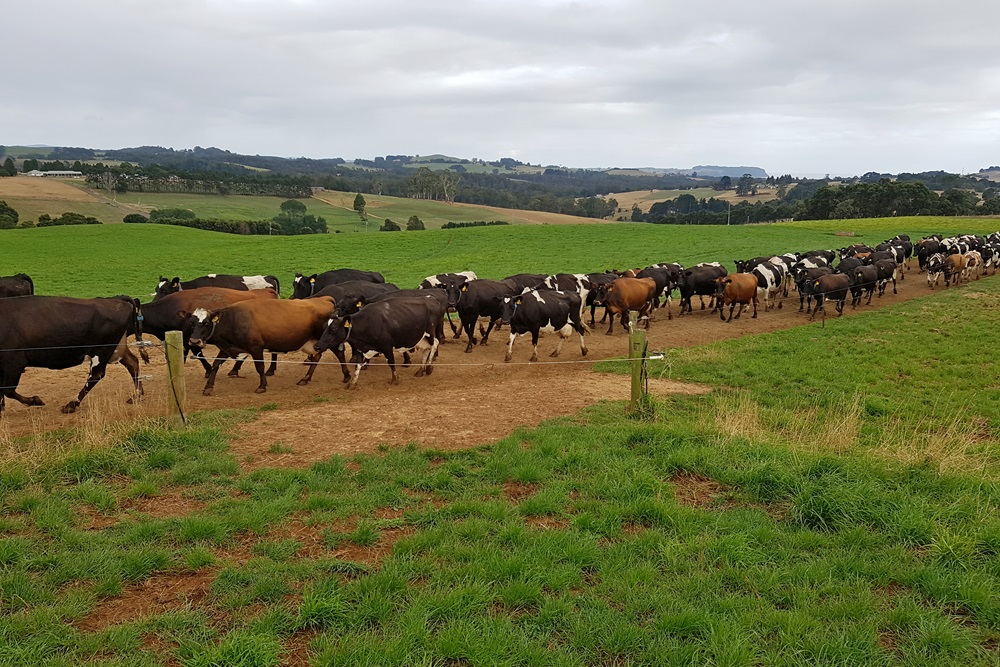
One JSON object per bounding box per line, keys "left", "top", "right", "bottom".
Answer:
{"left": 692, "top": 165, "right": 769, "bottom": 179}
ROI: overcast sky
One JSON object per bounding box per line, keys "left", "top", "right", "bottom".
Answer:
{"left": 4, "top": 0, "right": 999, "bottom": 177}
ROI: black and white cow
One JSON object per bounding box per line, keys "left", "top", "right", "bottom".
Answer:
{"left": 420, "top": 271, "right": 478, "bottom": 289}
{"left": 872, "top": 259, "right": 899, "bottom": 297}
{"left": 926, "top": 253, "right": 946, "bottom": 288}
{"left": 916, "top": 238, "right": 943, "bottom": 272}
{"left": 0, "top": 273, "right": 34, "bottom": 298}
{"left": 801, "top": 249, "right": 837, "bottom": 265}
{"left": 500, "top": 290, "right": 587, "bottom": 362}
{"left": 156, "top": 274, "right": 280, "bottom": 300}
{"left": 315, "top": 296, "right": 443, "bottom": 389}
{"left": 290, "top": 269, "right": 385, "bottom": 299}
{"left": 752, "top": 262, "right": 785, "bottom": 311}
{"left": 0, "top": 295, "right": 145, "bottom": 414}
{"left": 850, "top": 265, "right": 879, "bottom": 307}
{"left": 445, "top": 279, "right": 520, "bottom": 352}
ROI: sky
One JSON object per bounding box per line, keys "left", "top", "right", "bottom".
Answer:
{"left": 4, "top": 0, "right": 1000, "bottom": 177}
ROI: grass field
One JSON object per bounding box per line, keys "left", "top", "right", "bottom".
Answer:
{"left": 5, "top": 223, "right": 1000, "bottom": 662}
{"left": 1, "top": 215, "right": 997, "bottom": 298}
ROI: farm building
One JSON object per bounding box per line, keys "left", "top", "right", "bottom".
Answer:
{"left": 23, "top": 170, "right": 83, "bottom": 177}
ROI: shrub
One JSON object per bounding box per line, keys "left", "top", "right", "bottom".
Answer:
{"left": 380, "top": 218, "right": 401, "bottom": 232}
{"left": 123, "top": 213, "right": 149, "bottom": 223}
{"left": 406, "top": 215, "right": 425, "bottom": 231}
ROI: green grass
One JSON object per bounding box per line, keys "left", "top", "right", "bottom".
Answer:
{"left": 3, "top": 215, "right": 999, "bottom": 298}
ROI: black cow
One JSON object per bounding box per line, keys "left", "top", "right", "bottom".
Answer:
{"left": 873, "top": 259, "right": 898, "bottom": 297}
{"left": 445, "top": 279, "right": 519, "bottom": 352}
{"left": 290, "top": 269, "right": 385, "bottom": 299}
{"left": 581, "top": 273, "right": 617, "bottom": 326}
{"left": 503, "top": 273, "right": 549, "bottom": 292}
{"left": 635, "top": 267, "right": 673, "bottom": 319}
{"left": 835, "top": 257, "right": 863, "bottom": 274}
{"left": 0, "top": 296, "right": 144, "bottom": 414}
{"left": 850, "top": 266, "right": 879, "bottom": 307}
{"left": 795, "top": 266, "right": 833, "bottom": 313}
{"left": 311, "top": 280, "right": 399, "bottom": 315}
{"left": 677, "top": 264, "right": 727, "bottom": 314}
{"left": 809, "top": 274, "right": 851, "bottom": 323}
{"left": 0, "top": 273, "right": 34, "bottom": 298}
{"left": 500, "top": 290, "right": 587, "bottom": 362}
{"left": 156, "top": 274, "right": 280, "bottom": 300}
{"left": 315, "top": 296, "right": 443, "bottom": 388}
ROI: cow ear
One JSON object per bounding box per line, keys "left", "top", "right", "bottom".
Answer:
{"left": 177, "top": 310, "right": 190, "bottom": 320}
{"left": 344, "top": 317, "right": 352, "bottom": 329}
{"left": 607, "top": 284, "right": 614, "bottom": 291}
{"left": 461, "top": 284, "right": 468, "bottom": 292}
{"left": 171, "top": 277, "right": 180, "bottom": 287}
{"left": 515, "top": 296, "right": 523, "bottom": 305}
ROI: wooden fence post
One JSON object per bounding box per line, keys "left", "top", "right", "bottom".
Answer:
{"left": 164, "top": 330, "right": 187, "bottom": 429}
{"left": 628, "top": 313, "right": 648, "bottom": 412}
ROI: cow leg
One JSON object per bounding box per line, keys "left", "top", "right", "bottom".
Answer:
{"left": 505, "top": 332, "right": 517, "bottom": 363}
{"left": 752, "top": 296, "right": 758, "bottom": 319}
{"left": 725, "top": 302, "right": 734, "bottom": 322}
{"left": 227, "top": 354, "right": 247, "bottom": 378}
{"left": 0, "top": 361, "right": 44, "bottom": 409}
{"left": 117, "top": 347, "right": 144, "bottom": 405}
{"left": 401, "top": 351, "right": 412, "bottom": 368}
{"left": 202, "top": 354, "right": 232, "bottom": 396}
{"left": 252, "top": 352, "right": 269, "bottom": 393}
{"left": 62, "top": 356, "right": 111, "bottom": 414}
{"left": 663, "top": 294, "right": 673, "bottom": 321}
{"left": 480, "top": 318, "right": 499, "bottom": 345}
{"left": 189, "top": 344, "right": 214, "bottom": 377}
{"left": 298, "top": 353, "right": 321, "bottom": 386}
{"left": 446, "top": 311, "right": 461, "bottom": 338}
{"left": 265, "top": 352, "right": 278, "bottom": 376}
{"left": 462, "top": 316, "right": 478, "bottom": 353}
{"left": 530, "top": 330, "right": 541, "bottom": 362}
{"left": 416, "top": 335, "right": 438, "bottom": 376}
{"left": 386, "top": 350, "right": 399, "bottom": 385}
{"left": 331, "top": 345, "right": 352, "bottom": 383}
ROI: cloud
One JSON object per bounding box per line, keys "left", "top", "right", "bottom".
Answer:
{"left": 4, "top": 0, "right": 1000, "bottom": 175}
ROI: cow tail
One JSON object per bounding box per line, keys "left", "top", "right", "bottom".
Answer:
{"left": 272, "top": 276, "right": 281, "bottom": 297}
{"left": 133, "top": 297, "right": 150, "bottom": 364}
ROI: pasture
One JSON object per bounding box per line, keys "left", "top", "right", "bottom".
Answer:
{"left": 608, "top": 187, "right": 780, "bottom": 214}
{"left": 2, "top": 218, "right": 1000, "bottom": 665}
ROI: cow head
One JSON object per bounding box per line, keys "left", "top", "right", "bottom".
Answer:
{"left": 334, "top": 294, "right": 367, "bottom": 317}
{"left": 290, "top": 273, "right": 317, "bottom": 300}
{"left": 714, "top": 277, "right": 731, "bottom": 297}
{"left": 445, "top": 281, "right": 467, "bottom": 308}
{"left": 591, "top": 283, "right": 612, "bottom": 305}
{"left": 187, "top": 308, "right": 219, "bottom": 347}
{"left": 154, "top": 276, "right": 182, "bottom": 300}
{"left": 316, "top": 316, "right": 350, "bottom": 355}
{"left": 500, "top": 295, "right": 523, "bottom": 324}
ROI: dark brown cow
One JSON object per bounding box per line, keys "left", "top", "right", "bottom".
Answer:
{"left": 0, "top": 273, "right": 34, "bottom": 298}
{"left": 715, "top": 274, "right": 759, "bottom": 322}
{"left": 809, "top": 274, "right": 851, "bottom": 324}
{"left": 591, "top": 277, "right": 657, "bottom": 334}
{"left": 0, "top": 295, "right": 144, "bottom": 414}
{"left": 187, "top": 296, "right": 337, "bottom": 395}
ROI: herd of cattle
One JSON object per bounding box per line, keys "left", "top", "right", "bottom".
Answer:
{"left": 1, "top": 231, "right": 997, "bottom": 415}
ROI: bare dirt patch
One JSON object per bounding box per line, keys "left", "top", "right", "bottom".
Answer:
{"left": 74, "top": 570, "right": 217, "bottom": 633}
{"left": 129, "top": 487, "right": 208, "bottom": 518}
{"left": 0, "top": 176, "right": 96, "bottom": 201}
{"left": 503, "top": 481, "right": 539, "bottom": 503}
{"left": 669, "top": 471, "right": 731, "bottom": 509}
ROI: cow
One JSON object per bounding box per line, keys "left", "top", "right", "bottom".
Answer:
{"left": 791, "top": 256, "right": 830, "bottom": 282}
{"left": 876, "top": 242, "right": 909, "bottom": 272}
{"left": 916, "top": 238, "right": 942, "bottom": 272}
{"left": 809, "top": 274, "right": 851, "bottom": 324}
{"left": 311, "top": 280, "right": 399, "bottom": 315}
{"left": 677, "top": 264, "right": 727, "bottom": 314}
{"left": 139, "top": 287, "right": 278, "bottom": 376}
{"left": 581, "top": 273, "right": 618, "bottom": 326}
{"left": 314, "top": 296, "right": 443, "bottom": 389}
{"left": 500, "top": 290, "right": 587, "bottom": 362}
{"left": 503, "top": 273, "right": 549, "bottom": 292}
{"left": 420, "top": 271, "right": 478, "bottom": 289}
{"left": 0, "top": 295, "right": 145, "bottom": 414}
{"left": 839, "top": 244, "right": 874, "bottom": 259}
{"left": 590, "top": 277, "right": 657, "bottom": 334}
{"left": 980, "top": 244, "right": 999, "bottom": 276}
{"left": 963, "top": 251, "right": 983, "bottom": 281}
{"left": 0, "top": 273, "right": 34, "bottom": 298}
{"left": 926, "top": 253, "right": 946, "bottom": 288}
{"left": 290, "top": 269, "right": 385, "bottom": 299}
{"left": 944, "top": 253, "right": 968, "bottom": 287}
{"left": 795, "top": 266, "right": 833, "bottom": 313}
{"left": 445, "top": 279, "right": 520, "bottom": 352}
{"left": 752, "top": 262, "right": 784, "bottom": 311}
{"left": 635, "top": 267, "right": 674, "bottom": 319}
{"left": 187, "top": 296, "right": 337, "bottom": 395}
{"left": 715, "top": 274, "right": 759, "bottom": 322}
{"left": 537, "top": 274, "right": 594, "bottom": 321}
{"left": 850, "top": 266, "right": 879, "bottom": 307}
{"left": 155, "top": 274, "right": 280, "bottom": 300}
{"left": 802, "top": 249, "right": 837, "bottom": 264}
{"left": 734, "top": 256, "right": 772, "bottom": 273}
{"left": 872, "top": 259, "right": 899, "bottom": 297}
{"left": 835, "top": 257, "right": 863, "bottom": 274}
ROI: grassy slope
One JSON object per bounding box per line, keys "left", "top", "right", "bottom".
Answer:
{"left": 4, "top": 271, "right": 1000, "bottom": 664}
{"left": 2, "top": 215, "right": 998, "bottom": 298}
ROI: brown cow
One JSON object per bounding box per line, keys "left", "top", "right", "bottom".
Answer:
{"left": 591, "top": 277, "right": 657, "bottom": 334}
{"left": 715, "top": 274, "right": 759, "bottom": 322}
{"left": 139, "top": 287, "right": 278, "bottom": 376}
{"left": 809, "top": 274, "right": 851, "bottom": 324}
{"left": 944, "top": 254, "right": 967, "bottom": 287}
{"left": 187, "top": 296, "right": 337, "bottom": 395}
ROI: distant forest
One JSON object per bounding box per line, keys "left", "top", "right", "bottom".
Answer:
{"left": 3, "top": 144, "right": 999, "bottom": 223}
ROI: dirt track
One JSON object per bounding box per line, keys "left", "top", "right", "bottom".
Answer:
{"left": 1, "top": 269, "right": 980, "bottom": 468}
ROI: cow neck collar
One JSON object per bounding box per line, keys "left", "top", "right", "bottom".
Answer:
{"left": 309, "top": 281, "right": 316, "bottom": 297}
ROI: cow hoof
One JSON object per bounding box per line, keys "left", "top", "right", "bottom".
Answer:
{"left": 341, "top": 376, "right": 351, "bottom": 383}
{"left": 228, "top": 372, "right": 241, "bottom": 378}
{"left": 752, "top": 314, "right": 757, "bottom": 319}
{"left": 296, "top": 379, "right": 310, "bottom": 386}
{"left": 530, "top": 354, "right": 539, "bottom": 362}
{"left": 504, "top": 354, "right": 512, "bottom": 363}
{"left": 254, "top": 387, "right": 267, "bottom": 394}
{"left": 390, "top": 378, "right": 400, "bottom": 386}
{"left": 415, "top": 369, "right": 425, "bottom": 377}
{"left": 549, "top": 350, "right": 559, "bottom": 357}
{"left": 464, "top": 346, "right": 474, "bottom": 354}
{"left": 29, "top": 396, "right": 45, "bottom": 407}
{"left": 777, "top": 303, "right": 782, "bottom": 309}
{"left": 581, "top": 348, "right": 588, "bottom": 357}
{"left": 61, "top": 401, "right": 80, "bottom": 414}
{"left": 203, "top": 389, "right": 214, "bottom": 396}
{"left": 265, "top": 370, "right": 276, "bottom": 377}
{"left": 605, "top": 332, "right": 613, "bottom": 336}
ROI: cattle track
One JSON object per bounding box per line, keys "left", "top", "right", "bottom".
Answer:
{"left": 1, "top": 270, "right": 986, "bottom": 468}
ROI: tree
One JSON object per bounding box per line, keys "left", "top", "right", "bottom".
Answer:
{"left": 406, "top": 215, "right": 425, "bottom": 231}
{"left": 713, "top": 175, "right": 732, "bottom": 191}
{"left": 353, "top": 194, "right": 367, "bottom": 221}
{"left": 280, "top": 199, "right": 307, "bottom": 218}
{"left": 1, "top": 157, "right": 15, "bottom": 177}
{"left": 380, "top": 218, "right": 401, "bottom": 231}
{"left": 22, "top": 158, "right": 39, "bottom": 173}
{"left": 0, "top": 200, "right": 19, "bottom": 228}
{"left": 735, "top": 174, "right": 757, "bottom": 196}
{"left": 123, "top": 213, "right": 149, "bottom": 223}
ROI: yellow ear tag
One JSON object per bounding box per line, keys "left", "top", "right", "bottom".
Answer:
{"left": 356, "top": 300, "right": 363, "bottom": 308}
{"left": 310, "top": 278, "right": 316, "bottom": 283}
{"left": 461, "top": 285, "right": 468, "bottom": 292}
{"left": 344, "top": 320, "right": 352, "bottom": 329}
{"left": 212, "top": 315, "right": 220, "bottom": 323}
